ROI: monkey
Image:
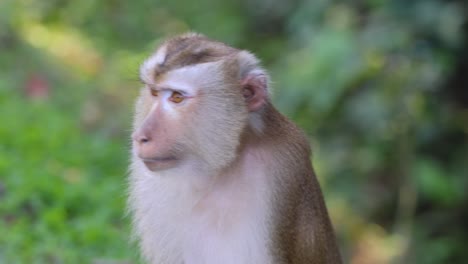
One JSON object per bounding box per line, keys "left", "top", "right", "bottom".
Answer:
{"left": 128, "top": 33, "right": 342, "bottom": 264}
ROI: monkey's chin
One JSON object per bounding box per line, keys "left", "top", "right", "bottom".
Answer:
{"left": 142, "top": 157, "right": 178, "bottom": 171}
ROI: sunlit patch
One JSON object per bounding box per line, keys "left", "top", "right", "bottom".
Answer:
{"left": 19, "top": 20, "right": 102, "bottom": 76}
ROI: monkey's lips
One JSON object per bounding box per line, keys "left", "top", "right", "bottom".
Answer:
{"left": 142, "top": 156, "right": 178, "bottom": 171}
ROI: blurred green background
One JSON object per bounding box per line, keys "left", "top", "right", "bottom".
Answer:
{"left": 0, "top": 0, "right": 467, "bottom": 263}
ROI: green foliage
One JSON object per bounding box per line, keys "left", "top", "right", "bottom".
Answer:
{"left": 0, "top": 0, "right": 467, "bottom": 263}
{"left": 0, "top": 84, "right": 136, "bottom": 263}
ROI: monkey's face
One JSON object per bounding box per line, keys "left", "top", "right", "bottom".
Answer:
{"left": 132, "top": 53, "right": 248, "bottom": 173}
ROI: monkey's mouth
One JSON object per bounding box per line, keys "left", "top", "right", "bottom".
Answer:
{"left": 142, "top": 157, "right": 178, "bottom": 171}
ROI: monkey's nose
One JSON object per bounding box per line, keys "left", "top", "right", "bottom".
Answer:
{"left": 132, "top": 131, "right": 151, "bottom": 144}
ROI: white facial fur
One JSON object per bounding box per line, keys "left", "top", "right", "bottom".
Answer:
{"left": 158, "top": 61, "right": 225, "bottom": 96}
{"left": 139, "top": 61, "right": 225, "bottom": 122}
{"left": 129, "top": 146, "right": 274, "bottom": 264}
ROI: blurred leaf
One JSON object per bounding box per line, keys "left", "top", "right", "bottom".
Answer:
{"left": 413, "top": 159, "right": 461, "bottom": 206}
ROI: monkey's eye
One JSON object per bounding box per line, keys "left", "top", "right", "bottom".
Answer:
{"left": 150, "top": 89, "right": 159, "bottom": 97}
{"left": 169, "top": 91, "right": 184, "bottom": 103}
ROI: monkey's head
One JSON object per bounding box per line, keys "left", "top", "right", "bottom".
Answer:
{"left": 132, "top": 33, "right": 270, "bottom": 173}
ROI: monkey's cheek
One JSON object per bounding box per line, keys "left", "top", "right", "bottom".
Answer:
{"left": 143, "top": 158, "right": 178, "bottom": 172}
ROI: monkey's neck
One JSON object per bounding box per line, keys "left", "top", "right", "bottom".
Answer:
{"left": 244, "top": 103, "right": 294, "bottom": 143}
{"left": 240, "top": 102, "right": 311, "bottom": 166}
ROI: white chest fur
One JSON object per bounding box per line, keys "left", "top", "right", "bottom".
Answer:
{"left": 129, "top": 154, "right": 274, "bottom": 264}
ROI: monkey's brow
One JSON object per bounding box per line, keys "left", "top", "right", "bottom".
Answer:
{"left": 149, "top": 85, "right": 185, "bottom": 94}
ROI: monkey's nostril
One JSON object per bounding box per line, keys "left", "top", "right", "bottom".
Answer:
{"left": 132, "top": 132, "right": 151, "bottom": 144}
{"left": 136, "top": 134, "right": 151, "bottom": 144}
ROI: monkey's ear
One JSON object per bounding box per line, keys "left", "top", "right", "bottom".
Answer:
{"left": 242, "top": 72, "right": 268, "bottom": 112}
{"left": 237, "top": 51, "right": 269, "bottom": 112}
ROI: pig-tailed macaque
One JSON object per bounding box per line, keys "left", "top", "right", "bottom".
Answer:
{"left": 129, "top": 33, "right": 342, "bottom": 264}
